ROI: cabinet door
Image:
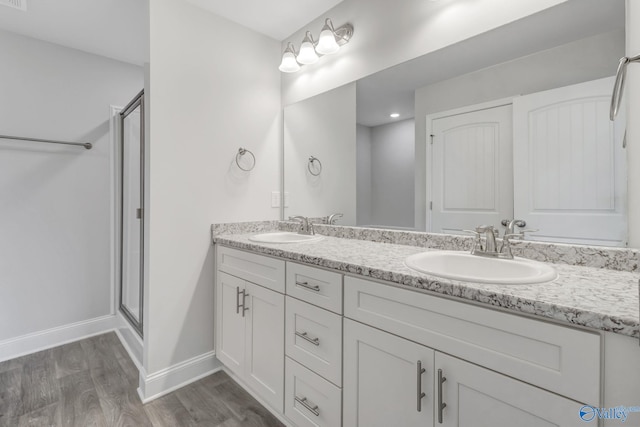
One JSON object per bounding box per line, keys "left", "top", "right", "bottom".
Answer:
{"left": 436, "top": 352, "right": 584, "bottom": 427}
{"left": 344, "top": 319, "right": 434, "bottom": 427}
{"left": 244, "top": 282, "right": 285, "bottom": 412}
{"left": 216, "top": 271, "right": 246, "bottom": 377}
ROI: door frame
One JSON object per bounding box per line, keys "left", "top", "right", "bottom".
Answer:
{"left": 425, "top": 97, "right": 514, "bottom": 232}
{"left": 118, "top": 90, "right": 145, "bottom": 337}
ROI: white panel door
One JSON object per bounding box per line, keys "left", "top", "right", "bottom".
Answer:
{"left": 343, "top": 319, "right": 434, "bottom": 427}
{"left": 436, "top": 352, "right": 585, "bottom": 427}
{"left": 431, "top": 105, "right": 513, "bottom": 234}
{"left": 244, "top": 281, "right": 285, "bottom": 412}
{"left": 513, "top": 77, "right": 627, "bottom": 246}
{"left": 215, "top": 272, "right": 246, "bottom": 377}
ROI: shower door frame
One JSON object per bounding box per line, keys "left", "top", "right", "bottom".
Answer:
{"left": 119, "top": 89, "right": 145, "bottom": 337}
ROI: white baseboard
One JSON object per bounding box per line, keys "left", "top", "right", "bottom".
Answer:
{"left": 0, "top": 314, "right": 118, "bottom": 362}
{"left": 138, "top": 351, "right": 222, "bottom": 403}
{"left": 114, "top": 314, "right": 143, "bottom": 371}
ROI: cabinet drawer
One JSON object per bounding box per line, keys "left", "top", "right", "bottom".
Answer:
{"left": 344, "top": 276, "right": 601, "bottom": 406}
{"left": 286, "top": 296, "right": 342, "bottom": 386}
{"left": 217, "top": 246, "right": 285, "bottom": 293}
{"left": 285, "top": 357, "right": 342, "bottom": 427}
{"left": 286, "top": 262, "right": 342, "bottom": 314}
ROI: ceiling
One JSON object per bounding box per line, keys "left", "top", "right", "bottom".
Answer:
{"left": 184, "top": 0, "right": 344, "bottom": 41}
{"left": 356, "top": 0, "right": 626, "bottom": 127}
{"left": 0, "top": 0, "right": 339, "bottom": 66}
{"left": 0, "top": 0, "right": 149, "bottom": 65}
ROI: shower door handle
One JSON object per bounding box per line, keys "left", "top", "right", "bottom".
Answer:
{"left": 136, "top": 208, "right": 143, "bottom": 219}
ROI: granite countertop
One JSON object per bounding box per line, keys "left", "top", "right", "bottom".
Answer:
{"left": 214, "top": 233, "right": 640, "bottom": 339}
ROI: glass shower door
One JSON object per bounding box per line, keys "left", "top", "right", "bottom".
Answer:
{"left": 119, "top": 90, "right": 144, "bottom": 336}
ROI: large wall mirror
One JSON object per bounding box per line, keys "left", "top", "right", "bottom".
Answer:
{"left": 283, "top": 0, "right": 628, "bottom": 247}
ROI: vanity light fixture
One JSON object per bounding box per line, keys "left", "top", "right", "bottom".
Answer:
{"left": 297, "top": 31, "right": 320, "bottom": 65}
{"left": 278, "top": 43, "right": 301, "bottom": 73}
{"left": 278, "top": 18, "right": 354, "bottom": 73}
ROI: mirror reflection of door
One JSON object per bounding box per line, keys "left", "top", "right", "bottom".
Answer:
{"left": 430, "top": 104, "right": 514, "bottom": 234}
{"left": 119, "top": 90, "right": 144, "bottom": 336}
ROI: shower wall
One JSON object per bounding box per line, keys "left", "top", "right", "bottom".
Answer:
{"left": 0, "top": 29, "right": 143, "bottom": 358}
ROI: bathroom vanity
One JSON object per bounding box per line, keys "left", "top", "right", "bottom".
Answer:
{"left": 212, "top": 226, "right": 640, "bottom": 427}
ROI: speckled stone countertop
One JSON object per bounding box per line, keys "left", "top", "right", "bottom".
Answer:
{"left": 214, "top": 232, "right": 639, "bottom": 339}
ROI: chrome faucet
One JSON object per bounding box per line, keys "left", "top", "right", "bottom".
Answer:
{"left": 326, "top": 213, "right": 343, "bottom": 225}
{"left": 467, "top": 220, "right": 537, "bottom": 259}
{"left": 290, "top": 216, "right": 315, "bottom": 235}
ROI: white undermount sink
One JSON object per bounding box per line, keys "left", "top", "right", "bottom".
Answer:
{"left": 404, "top": 250, "right": 557, "bottom": 284}
{"left": 248, "top": 232, "right": 324, "bottom": 244}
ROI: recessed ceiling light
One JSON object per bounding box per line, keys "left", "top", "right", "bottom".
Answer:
{"left": 390, "top": 113, "right": 400, "bottom": 118}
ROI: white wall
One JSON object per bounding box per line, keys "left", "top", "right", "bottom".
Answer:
{"left": 146, "top": 0, "right": 281, "bottom": 377}
{"left": 284, "top": 83, "right": 356, "bottom": 225}
{"left": 281, "top": 0, "right": 568, "bottom": 106}
{"left": 626, "top": 1, "right": 640, "bottom": 247}
{"left": 0, "top": 31, "right": 143, "bottom": 343}
{"left": 356, "top": 125, "right": 372, "bottom": 226}
{"left": 369, "top": 119, "right": 415, "bottom": 228}
{"left": 413, "top": 30, "right": 624, "bottom": 230}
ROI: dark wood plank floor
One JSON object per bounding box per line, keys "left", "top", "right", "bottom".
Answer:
{"left": 0, "top": 333, "right": 283, "bottom": 427}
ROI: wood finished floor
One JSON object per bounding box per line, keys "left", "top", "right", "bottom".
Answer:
{"left": 0, "top": 333, "right": 283, "bottom": 427}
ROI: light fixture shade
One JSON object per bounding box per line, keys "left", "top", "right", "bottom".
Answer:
{"left": 279, "top": 51, "right": 300, "bottom": 73}
{"left": 279, "top": 43, "right": 300, "bottom": 73}
{"left": 316, "top": 27, "right": 339, "bottom": 55}
{"left": 296, "top": 32, "right": 319, "bottom": 65}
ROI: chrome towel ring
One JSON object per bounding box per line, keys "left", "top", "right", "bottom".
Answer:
{"left": 236, "top": 147, "right": 256, "bottom": 171}
{"left": 308, "top": 156, "right": 322, "bottom": 176}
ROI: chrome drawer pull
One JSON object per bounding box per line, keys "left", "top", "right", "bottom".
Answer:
{"left": 438, "top": 369, "right": 447, "bottom": 423}
{"left": 242, "top": 290, "right": 249, "bottom": 318}
{"left": 296, "top": 281, "right": 320, "bottom": 292}
{"left": 295, "top": 396, "right": 319, "bottom": 416}
{"left": 236, "top": 286, "right": 242, "bottom": 314}
{"left": 417, "top": 360, "right": 426, "bottom": 412}
{"left": 295, "top": 331, "right": 320, "bottom": 346}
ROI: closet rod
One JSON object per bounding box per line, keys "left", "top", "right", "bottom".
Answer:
{"left": 0, "top": 134, "right": 92, "bottom": 150}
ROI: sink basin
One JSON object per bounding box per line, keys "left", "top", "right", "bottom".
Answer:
{"left": 404, "top": 251, "right": 557, "bottom": 284}
{"left": 248, "top": 232, "right": 324, "bottom": 244}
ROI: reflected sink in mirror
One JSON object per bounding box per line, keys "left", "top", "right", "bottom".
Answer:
{"left": 249, "top": 232, "right": 324, "bottom": 244}
{"left": 404, "top": 251, "right": 557, "bottom": 285}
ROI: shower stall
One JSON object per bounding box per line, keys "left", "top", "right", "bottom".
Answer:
{"left": 119, "top": 90, "right": 145, "bottom": 336}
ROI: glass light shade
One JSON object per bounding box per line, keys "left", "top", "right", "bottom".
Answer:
{"left": 297, "top": 37, "right": 319, "bottom": 65}
{"left": 316, "top": 28, "right": 339, "bottom": 55}
{"left": 279, "top": 50, "right": 300, "bottom": 73}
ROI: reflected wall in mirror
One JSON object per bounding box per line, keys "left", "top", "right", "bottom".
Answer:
{"left": 283, "top": 0, "right": 628, "bottom": 246}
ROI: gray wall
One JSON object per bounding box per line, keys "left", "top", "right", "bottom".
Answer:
{"left": 360, "top": 119, "right": 415, "bottom": 228}
{"left": 356, "top": 125, "right": 372, "bottom": 226}
{"left": 0, "top": 30, "right": 143, "bottom": 342}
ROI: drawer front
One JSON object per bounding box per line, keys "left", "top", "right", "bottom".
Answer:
{"left": 285, "top": 357, "right": 342, "bottom": 427}
{"left": 286, "top": 297, "right": 343, "bottom": 386}
{"left": 217, "top": 246, "right": 285, "bottom": 293}
{"left": 344, "top": 276, "right": 601, "bottom": 406}
{"left": 286, "top": 262, "right": 343, "bottom": 314}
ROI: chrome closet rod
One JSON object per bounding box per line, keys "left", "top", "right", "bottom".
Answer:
{"left": 0, "top": 134, "right": 92, "bottom": 150}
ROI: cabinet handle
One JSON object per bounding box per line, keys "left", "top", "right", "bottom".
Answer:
{"left": 295, "top": 331, "right": 320, "bottom": 346}
{"left": 296, "top": 281, "right": 320, "bottom": 292}
{"left": 416, "top": 360, "right": 426, "bottom": 412}
{"left": 242, "top": 290, "right": 249, "bottom": 317}
{"left": 437, "top": 368, "right": 447, "bottom": 424}
{"left": 295, "top": 396, "right": 320, "bottom": 416}
{"left": 236, "top": 286, "right": 242, "bottom": 314}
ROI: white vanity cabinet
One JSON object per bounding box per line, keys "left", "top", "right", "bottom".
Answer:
{"left": 284, "top": 262, "right": 343, "bottom": 427}
{"left": 216, "top": 247, "right": 285, "bottom": 412}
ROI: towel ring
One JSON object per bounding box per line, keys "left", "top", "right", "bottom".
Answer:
{"left": 308, "top": 156, "right": 322, "bottom": 176}
{"left": 236, "top": 148, "right": 256, "bottom": 171}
